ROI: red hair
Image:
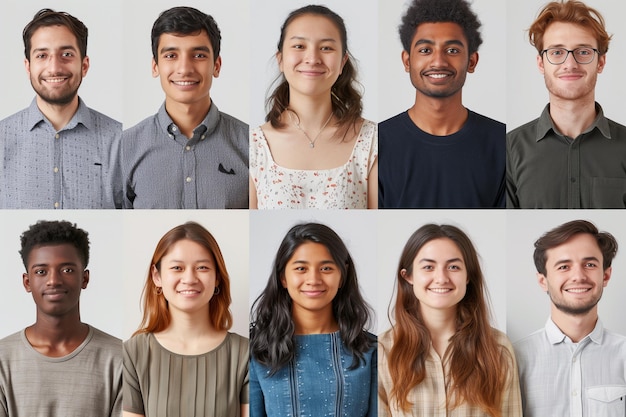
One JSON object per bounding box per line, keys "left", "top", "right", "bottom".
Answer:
{"left": 134, "top": 222, "right": 232, "bottom": 335}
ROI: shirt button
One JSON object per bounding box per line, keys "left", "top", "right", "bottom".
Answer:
{"left": 172, "top": 126, "right": 178, "bottom": 132}
{"left": 200, "top": 134, "right": 206, "bottom": 140}
{"left": 572, "top": 390, "right": 578, "bottom": 397}
{"left": 185, "top": 145, "right": 191, "bottom": 151}
{"left": 54, "top": 202, "right": 60, "bottom": 208}
{"left": 55, "top": 134, "right": 60, "bottom": 139}
{"left": 168, "top": 134, "right": 174, "bottom": 139}
{"left": 186, "top": 177, "right": 192, "bottom": 183}
{"left": 572, "top": 356, "right": 577, "bottom": 363}
{"left": 53, "top": 167, "right": 59, "bottom": 173}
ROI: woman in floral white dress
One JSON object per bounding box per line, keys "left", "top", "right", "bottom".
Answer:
{"left": 249, "top": 5, "right": 377, "bottom": 209}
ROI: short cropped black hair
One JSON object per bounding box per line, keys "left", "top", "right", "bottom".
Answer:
{"left": 399, "top": 0, "right": 483, "bottom": 54}
{"left": 151, "top": 6, "right": 221, "bottom": 62}
{"left": 23, "top": 8, "right": 88, "bottom": 60}
{"left": 19, "top": 220, "right": 90, "bottom": 270}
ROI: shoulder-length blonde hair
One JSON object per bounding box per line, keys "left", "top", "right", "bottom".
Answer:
{"left": 386, "top": 224, "right": 509, "bottom": 417}
{"left": 134, "top": 221, "right": 232, "bottom": 336}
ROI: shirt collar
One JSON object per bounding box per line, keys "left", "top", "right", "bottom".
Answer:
{"left": 27, "top": 96, "right": 92, "bottom": 132}
{"left": 545, "top": 317, "right": 604, "bottom": 345}
{"left": 156, "top": 101, "right": 220, "bottom": 140}
{"left": 535, "top": 102, "right": 612, "bottom": 142}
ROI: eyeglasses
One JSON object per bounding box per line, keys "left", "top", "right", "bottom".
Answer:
{"left": 541, "top": 47, "right": 599, "bottom": 65}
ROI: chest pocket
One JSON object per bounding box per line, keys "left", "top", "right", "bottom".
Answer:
{"left": 587, "top": 385, "right": 626, "bottom": 417}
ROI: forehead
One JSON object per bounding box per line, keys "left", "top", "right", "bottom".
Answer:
{"left": 162, "top": 238, "right": 214, "bottom": 259}
{"left": 412, "top": 22, "right": 468, "bottom": 46}
{"left": 29, "top": 24, "right": 79, "bottom": 50}
{"left": 542, "top": 21, "right": 599, "bottom": 48}
{"left": 157, "top": 30, "right": 213, "bottom": 53}
{"left": 415, "top": 238, "right": 464, "bottom": 261}
{"left": 545, "top": 233, "right": 603, "bottom": 261}
{"left": 284, "top": 14, "right": 342, "bottom": 41}
{"left": 289, "top": 242, "right": 334, "bottom": 262}
{"left": 28, "top": 243, "right": 82, "bottom": 266}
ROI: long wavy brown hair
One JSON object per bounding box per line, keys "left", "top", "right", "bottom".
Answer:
{"left": 133, "top": 222, "right": 232, "bottom": 336}
{"left": 265, "top": 5, "right": 363, "bottom": 140}
{"left": 386, "top": 224, "right": 509, "bottom": 416}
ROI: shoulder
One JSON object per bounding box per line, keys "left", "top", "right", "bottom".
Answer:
{"left": 123, "top": 114, "right": 159, "bottom": 138}
{"left": 379, "top": 112, "right": 409, "bottom": 130}
{"left": 506, "top": 117, "right": 541, "bottom": 141}
{"left": 0, "top": 107, "right": 30, "bottom": 125}
{"left": 0, "top": 330, "right": 25, "bottom": 350}
{"left": 600, "top": 327, "right": 626, "bottom": 350}
{"left": 225, "top": 332, "right": 250, "bottom": 353}
{"left": 377, "top": 328, "right": 394, "bottom": 351}
{"left": 491, "top": 328, "right": 515, "bottom": 351}
{"left": 85, "top": 106, "right": 122, "bottom": 129}
{"left": 123, "top": 332, "right": 151, "bottom": 354}
{"left": 468, "top": 110, "right": 505, "bottom": 131}
{"left": 89, "top": 326, "right": 123, "bottom": 349}
{"left": 605, "top": 117, "right": 626, "bottom": 137}
{"left": 512, "top": 328, "right": 545, "bottom": 357}
{"left": 217, "top": 111, "right": 249, "bottom": 132}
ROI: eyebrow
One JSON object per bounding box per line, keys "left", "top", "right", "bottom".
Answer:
{"left": 289, "top": 36, "right": 337, "bottom": 43}
{"left": 32, "top": 45, "right": 78, "bottom": 53}
{"left": 545, "top": 43, "right": 595, "bottom": 49}
{"left": 168, "top": 258, "right": 214, "bottom": 263}
{"left": 291, "top": 259, "right": 336, "bottom": 265}
{"left": 159, "top": 45, "right": 211, "bottom": 54}
{"left": 30, "top": 261, "right": 78, "bottom": 269}
{"left": 413, "top": 39, "right": 465, "bottom": 48}
{"left": 418, "top": 257, "right": 464, "bottom": 264}
{"left": 552, "top": 256, "right": 601, "bottom": 267}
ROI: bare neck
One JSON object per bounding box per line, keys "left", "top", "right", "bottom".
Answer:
{"left": 292, "top": 305, "right": 338, "bottom": 335}
{"left": 26, "top": 311, "right": 88, "bottom": 357}
{"left": 286, "top": 91, "right": 334, "bottom": 129}
{"left": 420, "top": 305, "right": 457, "bottom": 358}
{"left": 548, "top": 95, "right": 597, "bottom": 138}
{"left": 408, "top": 93, "right": 468, "bottom": 136}
{"left": 36, "top": 95, "right": 80, "bottom": 131}
{"left": 164, "top": 97, "right": 211, "bottom": 139}
{"left": 550, "top": 305, "right": 598, "bottom": 343}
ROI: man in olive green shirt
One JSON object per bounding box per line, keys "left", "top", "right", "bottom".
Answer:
{"left": 506, "top": 0, "right": 626, "bottom": 208}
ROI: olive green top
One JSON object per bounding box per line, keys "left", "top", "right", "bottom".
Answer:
{"left": 123, "top": 332, "right": 249, "bottom": 417}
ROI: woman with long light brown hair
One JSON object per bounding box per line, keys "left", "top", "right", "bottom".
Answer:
{"left": 122, "top": 222, "right": 248, "bottom": 417}
{"left": 378, "top": 224, "right": 522, "bottom": 416}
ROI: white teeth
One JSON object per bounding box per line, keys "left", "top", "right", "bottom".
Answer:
{"left": 429, "top": 288, "right": 452, "bottom": 293}
{"left": 566, "top": 288, "right": 590, "bottom": 293}
{"left": 45, "top": 78, "right": 66, "bottom": 83}
{"left": 173, "top": 81, "right": 197, "bottom": 86}
{"left": 178, "top": 290, "right": 198, "bottom": 294}
{"left": 428, "top": 74, "right": 448, "bottom": 79}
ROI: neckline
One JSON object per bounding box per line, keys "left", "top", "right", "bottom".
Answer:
{"left": 149, "top": 331, "right": 230, "bottom": 358}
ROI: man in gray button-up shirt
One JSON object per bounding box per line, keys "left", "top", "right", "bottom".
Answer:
{"left": 121, "top": 7, "right": 248, "bottom": 209}
{"left": 0, "top": 9, "right": 122, "bottom": 209}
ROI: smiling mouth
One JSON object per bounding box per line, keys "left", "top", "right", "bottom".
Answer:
{"left": 177, "top": 289, "right": 200, "bottom": 295}
{"left": 428, "top": 288, "right": 453, "bottom": 294}
{"left": 565, "top": 288, "right": 591, "bottom": 293}
{"left": 43, "top": 77, "right": 69, "bottom": 84}
{"left": 172, "top": 81, "right": 199, "bottom": 86}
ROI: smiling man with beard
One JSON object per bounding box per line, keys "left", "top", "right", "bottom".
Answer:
{"left": 514, "top": 220, "right": 626, "bottom": 417}
{"left": 507, "top": 1, "right": 626, "bottom": 208}
{"left": 378, "top": 0, "right": 505, "bottom": 208}
{"left": 0, "top": 9, "right": 122, "bottom": 209}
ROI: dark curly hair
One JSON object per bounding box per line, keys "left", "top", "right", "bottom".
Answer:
{"left": 250, "top": 222, "right": 374, "bottom": 374}
{"left": 265, "top": 5, "right": 363, "bottom": 139}
{"left": 399, "top": 0, "right": 483, "bottom": 54}
{"left": 23, "top": 9, "right": 88, "bottom": 61}
{"left": 19, "top": 220, "right": 90, "bottom": 270}
{"left": 151, "top": 6, "right": 221, "bottom": 63}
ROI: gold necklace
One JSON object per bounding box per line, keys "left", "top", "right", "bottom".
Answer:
{"left": 288, "top": 110, "right": 333, "bottom": 148}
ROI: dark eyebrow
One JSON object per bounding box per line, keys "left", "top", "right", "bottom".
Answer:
{"left": 413, "top": 39, "right": 465, "bottom": 48}
{"left": 168, "top": 258, "right": 213, "bottom": 263}
{"left": 289, "top": 36, "right": 337, "bottom": 43}
{"left": 418, "top": 257, "right": 464, "bottom": 264}
{"left": 159, "top": 45, "right": 211, "bottom": 54}
{"left": 291, "top": 259, "right": 336, "bottom": 265}
{"left": 553, "top": 256, "right": 601, "bottom": 268}
{"left": 30, "top": 262, "right": 78, "bottom": 269}
{"left": 32, "top": 45, "right": 78, "bottom": 54}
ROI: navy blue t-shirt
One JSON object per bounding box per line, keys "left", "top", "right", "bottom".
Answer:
{"left": 378, "top": 110, "right": 505, "bottom": 208}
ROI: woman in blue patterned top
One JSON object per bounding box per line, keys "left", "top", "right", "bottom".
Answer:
{"left": 250, "top": 222, "right": 377, "bottom": 416}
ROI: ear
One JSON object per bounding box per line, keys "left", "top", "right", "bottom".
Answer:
{"left": 151, "top": 265, "right": 162, "bottom": 287}
{"left": 280, "top": 274, "right": 287, "bottom": 289}
{"left": 537, "top": 54, "right": 545, "bottom": 75}
{"left": 213, "top": 55, "right": 222, "bottom": 78}
{"left": 22, "top": 273, "right": 32, "bottom": 293}
{"left": 276, "top": 51, "right": 283, "bottom": 73}
{"left": 467, "top": 52, "right": 479, "bottom": 73}
{"left": 602, "top": 266, "right": 612, "bottom": 287}
{"left": 340, "top": 52, "right": 348, "bottom": 74}
{"left": 24, "top": 58, "right": 31, "bottom": 76}
{"left": 597, "top": 54, "right": 606, "bottom": 74}
{"left": 402, "top": 50, "right": 410, "bottom": 73}
{"left": 537, "top": 272, "right": 549, "bottom": 292}
{"left": 81, "top": 269, "right": 90, "bottom": 289}
{"left": 400, "top": 268, "right": 413, "bottom": 285}
{"left": 151, "top": 58, "right": 159, "bottom": 78}
{"left": 81, "top": 56, "right": 90, "bottom": 78}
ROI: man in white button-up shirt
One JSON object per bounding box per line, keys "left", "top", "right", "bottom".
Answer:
{"left": 514, "top": 219, "right": 626, "bottom": 417}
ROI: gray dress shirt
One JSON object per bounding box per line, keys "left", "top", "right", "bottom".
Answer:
{"left": 506, "top": 103, "right": 626, "bottom": 208}
{"left": 515, "top": 318, "right": 626, "bottom": 417}
{"left": 0, "top": 98, "right": 122, "bottom": 209}
{"left": 122, "top": 102, "right": 248, "bottom": 209}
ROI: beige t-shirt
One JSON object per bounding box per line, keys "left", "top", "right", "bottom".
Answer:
{"left": 123, "top": 332, "right": 249, "bottom": 417}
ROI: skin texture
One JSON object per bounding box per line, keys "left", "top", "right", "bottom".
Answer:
{"left": 281, "top": 242, "right": 342, "bottom": 334}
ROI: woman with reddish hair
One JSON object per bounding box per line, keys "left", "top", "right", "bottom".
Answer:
{"left": 378, "top": 224, "right": 522, "bottom": 416}
{"left": 123, "top": 222, "right": 248, "bottom": 417}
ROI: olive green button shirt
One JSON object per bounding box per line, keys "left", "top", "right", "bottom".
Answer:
{"left": 506, "top": 103, "right": 626, "bottom": 208}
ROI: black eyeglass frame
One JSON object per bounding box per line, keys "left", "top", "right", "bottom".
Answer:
{"left": 540, "top": 47, "right": 600, "bottom": 65}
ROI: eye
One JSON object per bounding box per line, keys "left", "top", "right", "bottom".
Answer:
{"left": 292, "top": 44, "right": 304, "bottom": 50}
{"left": 576, "top": 48, "right": 592, "bottom": 56}
{"left": 34, "top": 269, "right": 46, "bottom": 275}
{"left": 194, "top": 53, "right": 208, "bottom": 59}
{"left": 320, "top": 45, "right": 334, "bottom": 51}
{"left": 61, "top": 267, "right": 74, "bottom": 273}
{"left": 321, "top": 265, "right": 335, "bottom": 272}
{"left": 584, "top": 262, "right": 597, "bottom": 268}
{"left": 557, "top": 264, "right": 569, "bottom": 270}
{"left": 418, "top": 47, "right": 432, "bottom": 54}
{"left": 35, "top": 53, "right": 47, "bottom": 59}
{"left": 170, "top": 265, "right": 183, "bottom": 271}
{"left": 164, "top": 53, "right": 176, "bottom": 59}
{"left": 62, "top": 51, "right": 74, "bottom": 58}
{"left": 421, "top": 265, "right": 434, "bottom": 270}
{"left": 448, "top": 264, "right": 461, "bottom": 270}
{"left": 446, "top": 48, "right": 460, "bottom": 54}
{"left": 197, "top": 265, "right": 211, "bottom": 270}
{"left": 549, "top": 49, "right": 564, "bottom": 56}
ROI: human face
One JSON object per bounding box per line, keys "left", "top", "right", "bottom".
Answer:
{"left": 402, "top": 238, "right": 468, "bottom": 314}
{"left": 278, "top": 14, "right": 348, "bottom": 100}
{"left": 25, "top": 25, "right": 89, "bottom": 106}
{"left": 22, "top": 244, "right": 89, "bottom": 318}
{"left": 402, "top": 22, "right": 478, "bottom": 99}
{"left": 152, "top": 31, "right": 221, "bottom": 108}
{"left": 152, "top": 239, "right": 218, "bottom": 315}
{"left": 537, "top": 22, "right": 605, "bottom": 102}
{"left": 281, "top": 242, "right": 342, "bottom": 318}
{"left": 538, "top": 233, "right": 610, "bottom": 317}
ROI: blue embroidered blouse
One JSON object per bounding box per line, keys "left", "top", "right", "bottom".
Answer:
{"left": 249, "top": 331, "right": 377, "bottom": 416}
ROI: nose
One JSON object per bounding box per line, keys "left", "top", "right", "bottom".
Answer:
{"left": 304, "top": 269, "right": 323, "bottom": 285}
{"left": 47, "top": 54, "right": 64, "bottom": 74}
{"left": 432, "top": 267, "right": 451, "bottom": 284}
{"left": 180, "top": 268, "right": 198, "bottom": 284}
{"left": 305, "top": 48, "right": 321, "bottom": 65}
{"left": 561, "top": 50, "right": 579, "bottom": 69}
{"left": 430, "top": 49, "right": 449, "bottom": 68}
{"left": 176, "top": 55, "right": 193, "bottom": 74}
{"left": 47, "top": 270, "right": 62, "bottom": 286}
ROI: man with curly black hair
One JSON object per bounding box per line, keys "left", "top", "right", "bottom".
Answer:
{"left": 378, "top": 0, "right": 505, "bottom": 208}
{"left": 0, "top": 220, "right": 122, "bottom": 416}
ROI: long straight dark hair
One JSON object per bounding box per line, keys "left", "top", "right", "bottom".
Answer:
{"left": 250, "top": 222, "right": 373, "bottom": 374}
{"left": 265, "top": 5, "right": 363, "bottom": 139}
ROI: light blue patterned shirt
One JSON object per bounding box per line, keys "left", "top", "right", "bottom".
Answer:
{"left": 515, "top": 318, "right": 626, "bottom": 417}
{"left": 0, "top": 98, "right": 122, "bottom": 209}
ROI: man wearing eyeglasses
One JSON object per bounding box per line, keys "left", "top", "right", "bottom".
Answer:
{"left": 506, "top": 0, "right": 626, "bottom": 208}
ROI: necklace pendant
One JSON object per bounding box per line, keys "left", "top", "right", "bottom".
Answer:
{"left": 309, "top": 142, "right": 315, "bottom": 148}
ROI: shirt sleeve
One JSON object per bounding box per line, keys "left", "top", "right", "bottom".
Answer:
{"left": 367, "top": 342, "right": 378, "bottom": 417}
{"left": 122, "top": 341, "right": 145, "bottom": 414}
{"left": 248, "top": 359, "right": 267, "bottom": 417}
{"left": 501, "top": 337, "right": 523, "bottom": 417}
{"left": 377, "top": 341, "right": 391, "bottom": 417}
